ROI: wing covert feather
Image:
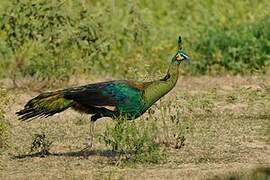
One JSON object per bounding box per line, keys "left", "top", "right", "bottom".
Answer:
{"left": 63, "top": 80, "right": 146, "bottom": 107}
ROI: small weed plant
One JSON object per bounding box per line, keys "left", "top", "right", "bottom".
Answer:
{"left": 30, "top": 133, "right": 52, "bottom": 157}
{"left": 99, "top": 117, "right": 164, "bottom": 165}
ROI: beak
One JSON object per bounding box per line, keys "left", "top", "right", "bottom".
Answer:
{"left": 184, "top": 55, "right": 190, "bottom": 64}
{"left": 179, "top": 51, "right": 190, "bottom": 64}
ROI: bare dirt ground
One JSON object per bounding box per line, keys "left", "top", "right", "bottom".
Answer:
{"left": 1, "top": 75, "right": 270, "bottom": 180}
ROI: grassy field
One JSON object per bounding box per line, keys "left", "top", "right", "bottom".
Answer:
{"left": 0, "top": 0, "right": 270, "bottom": 179}
{"left": 1, "top": 75, "right": 270, "bottom": 179}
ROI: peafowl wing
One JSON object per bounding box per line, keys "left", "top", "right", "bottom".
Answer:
{"left": 63, "top": 80, "right": 148, "bottom": 111}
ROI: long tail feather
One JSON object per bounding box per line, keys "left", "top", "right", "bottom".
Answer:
{"left": 16, "top": 91, "right": 75, "bottom": 121}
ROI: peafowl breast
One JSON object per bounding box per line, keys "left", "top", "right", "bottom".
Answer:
{"left": 16, "top": 36, "right": 190, "bottom": 122}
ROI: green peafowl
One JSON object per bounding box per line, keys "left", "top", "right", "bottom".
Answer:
{"left": 16, "top": 36, "right": 190, "bottom": 149}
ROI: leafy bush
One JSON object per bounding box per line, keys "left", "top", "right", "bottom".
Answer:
{"left": 99, "top": 118, "right": 163, "bottom": 165}
{"left": 194, "top": 16, "right": 270, "bottom": 74}
{"left": 0, "top": 0, "right": 109, "bottom": 81}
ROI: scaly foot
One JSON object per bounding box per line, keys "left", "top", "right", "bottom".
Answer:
{"left": 82, "top": 120, "right": 95, "bottom": 152}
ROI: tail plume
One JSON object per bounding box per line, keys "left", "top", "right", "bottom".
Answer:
{"left": 16, "top": 91, "right": 75, "bottom": 121}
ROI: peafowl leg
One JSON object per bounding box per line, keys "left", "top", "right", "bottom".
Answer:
{"left": 84, "top": 114, "right": 100, "bottom": 150}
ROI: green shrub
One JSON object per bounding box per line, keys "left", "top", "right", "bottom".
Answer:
{"left": 0, "top": 0, "right": 109, "bottom": 81}
{"left": 99, "top": 118, "right": 163, "bottom": 165}
{"left": 194, "top": 16, "right": 270, "bottom": 74}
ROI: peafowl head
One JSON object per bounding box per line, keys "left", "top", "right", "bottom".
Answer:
{"left": 172, "top": 36, "right": 190, "bottom": 65}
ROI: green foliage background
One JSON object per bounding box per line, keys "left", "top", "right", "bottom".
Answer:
{"left": 0, "top": 0, "right": 269, "bottom": 81}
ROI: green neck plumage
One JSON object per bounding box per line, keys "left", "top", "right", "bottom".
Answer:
{"left": 144, "top": 62, "right": 179, "bottom": 107}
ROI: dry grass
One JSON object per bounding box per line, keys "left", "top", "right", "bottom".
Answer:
{"left": 0, "top": 75, "right": 270, "bottom": 180}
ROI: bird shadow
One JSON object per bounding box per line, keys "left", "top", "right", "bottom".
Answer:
{"left": 13, "top": 149, "right": 118, "bottom": 159}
